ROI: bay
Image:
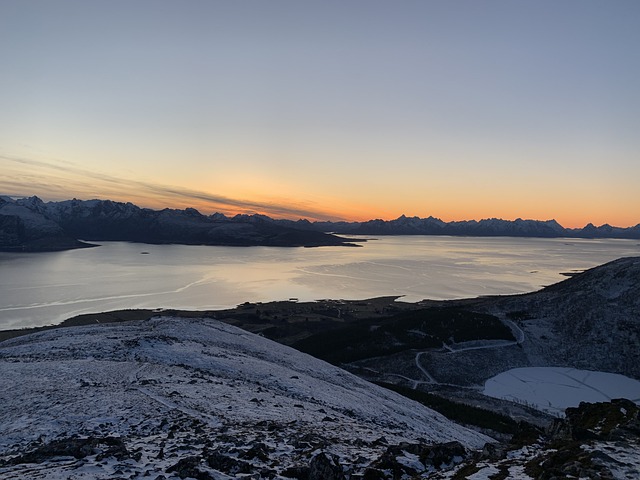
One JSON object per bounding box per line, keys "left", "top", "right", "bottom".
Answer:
{"left": 1, "top": 236, "right": 638, "bottom": 330}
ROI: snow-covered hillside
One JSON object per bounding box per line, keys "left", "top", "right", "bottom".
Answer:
{"left": 494, "top": 256, "right": 640, "bottom": 380}
{"left": 0, "top": 317, "right": 490, "bottom": 479}
{"left": 0, "top": 196, "right": 89, "bottom": 251}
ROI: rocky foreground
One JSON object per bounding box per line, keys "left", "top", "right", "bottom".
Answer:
{"left": 433, "top": 398, "right": 640, "bottom": 480}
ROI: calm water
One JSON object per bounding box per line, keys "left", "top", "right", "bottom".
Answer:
{"left": 1, "top": 236, "right": 638, "bottom": 329}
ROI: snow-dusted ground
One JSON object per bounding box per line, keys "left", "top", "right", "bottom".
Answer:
{"left": 432, "top": 440, "right": 640, "bottom": 480}
{"left": 583, "top": 440, "right": 640, "bottom": 479}
{"left": 0, "top": 317, "right": 490, "bottom": 479}
{"left": 483, "top": 367, "right": 640, "bottom": 416}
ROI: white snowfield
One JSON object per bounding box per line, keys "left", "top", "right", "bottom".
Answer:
{"left": 484, "top": 367, "right": 640, "bottom": 416}
{"left": 0, "top": 317, "right": 490, "bottom": 479}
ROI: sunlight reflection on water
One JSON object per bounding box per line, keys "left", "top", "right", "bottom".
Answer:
{"left": 0, "top": 236, "right": 638, "bottom": 329}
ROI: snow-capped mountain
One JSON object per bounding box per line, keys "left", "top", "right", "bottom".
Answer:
{"left": 2, "top": 195, "right": 639, "bottom": 251}
{"left": 0, "top": 196, "right": 91, "bottom": 251}
{"left": 0, "top": 317, "right": 490, "bottom": 479}
{"left": 307, "top": 215, "right": 639, "bottom": 239}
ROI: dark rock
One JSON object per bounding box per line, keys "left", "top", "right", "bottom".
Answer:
{"left": 204, "top": 451, "right": 252, "bottom": 475}
{"left": 0, "top": 214, "right": 23, "bottom": 248}
{"left": 370, "top": 451, "right": 418, "bottom": 478}
{"left": 281, "top": 465, "right": 310, "bottom": 479}
{"left": 166, "top": 456, "right": 214, "bottom": 480}
{"left": 95, "top": 438, "right": 130, "bottom": 461}
{"left": 258, "top": 468, "right": 277, "bottom": 479}
{"left": 240, "top": 442, "right": 271, "bottom": 462}
{"left": 547, "top": 417, "right": 573, "bottom": 441}
{"left": 361, "top": 468, "right": 387, "bottom": 480}
{"left": 293, "top": 433, "right": 329, "bottom": 450}
{"left": 5, "top": 436, "right": 129, "bottom": 465}
{"left": 372, "top": 436, "right": 388, "bottom": 446}
{"left": 369, "top": 441, "right": 466, "bottom": 477}
{"left": 481, "top": 442, "right": 507, "bottom": 460}
{"left": 524, "top": 442, "right": 616, "bottom": 480}
{"left": 422, "top": 441, "right": 466, "bottom": 468}
{"left": 550, "top": 399, "right": 640, "bottom": 441}
{"left": 308, "top": 452, "right": 345, "bottom": 480}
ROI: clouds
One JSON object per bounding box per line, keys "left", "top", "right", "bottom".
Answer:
{"left": 0, "top": 155, "right": 345, "bottom": 221}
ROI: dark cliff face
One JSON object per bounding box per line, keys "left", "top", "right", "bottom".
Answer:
{"left": 0, "top": 214, "right": 23, "bottom": 248}
{"left": 0, "top": 198, "right": 92, "bottom": 252}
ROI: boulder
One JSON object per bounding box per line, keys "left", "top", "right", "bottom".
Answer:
{"left": 309, "top": 452, "right": 345, "bottom": 480}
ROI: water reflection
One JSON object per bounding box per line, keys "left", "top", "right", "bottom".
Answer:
{"left": 0, "top": 236, "right": 638, "bottom": 329}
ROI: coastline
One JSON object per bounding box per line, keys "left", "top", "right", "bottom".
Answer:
{"left": 0, "top": 296, "right": 410, "bottom": 343}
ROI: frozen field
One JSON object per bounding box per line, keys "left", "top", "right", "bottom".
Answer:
{"left": 483, "top": 367, "right": 640, "bottom": 415}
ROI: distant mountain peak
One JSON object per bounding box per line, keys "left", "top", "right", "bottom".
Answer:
{"left": 309, "top": 215, "right": 638, "bottom": 239}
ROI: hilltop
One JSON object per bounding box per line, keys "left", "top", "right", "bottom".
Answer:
{"left": 0, "top": 317, "right": 488, "bottom": 479}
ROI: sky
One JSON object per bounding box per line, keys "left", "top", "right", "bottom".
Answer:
{"left": 1, "top": 1, "right": 639, "bottom": 227}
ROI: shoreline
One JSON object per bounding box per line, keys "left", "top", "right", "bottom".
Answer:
{"left": 0, "top": 296, "right": 421, "bottom": 343}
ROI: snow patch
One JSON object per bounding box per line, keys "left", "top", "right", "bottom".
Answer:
{"left": 483, "top": 367, "right": 640, "bottom": 415}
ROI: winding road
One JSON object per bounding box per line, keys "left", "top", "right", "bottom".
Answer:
{"left": 410, "top": 314, "right": 526, "bottom": 388}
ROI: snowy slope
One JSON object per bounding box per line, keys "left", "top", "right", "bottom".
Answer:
{"left": 0, "top": 196, "right": 88, "bottom": 251}
{"left": 0, "top": 317, "right": 490, "bottom": 479}
{"left": 494, "top": 256, "right": 640, "bottom": 380}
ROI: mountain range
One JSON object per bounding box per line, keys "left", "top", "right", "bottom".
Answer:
{"left": 302, "top": 215, "right": 640, "bottom": 239}
{"left": 0, "top": 196, "right": 357, "bottom": 251}
{"left": 1, "top": 196, "right": 639, "bottom": 252}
